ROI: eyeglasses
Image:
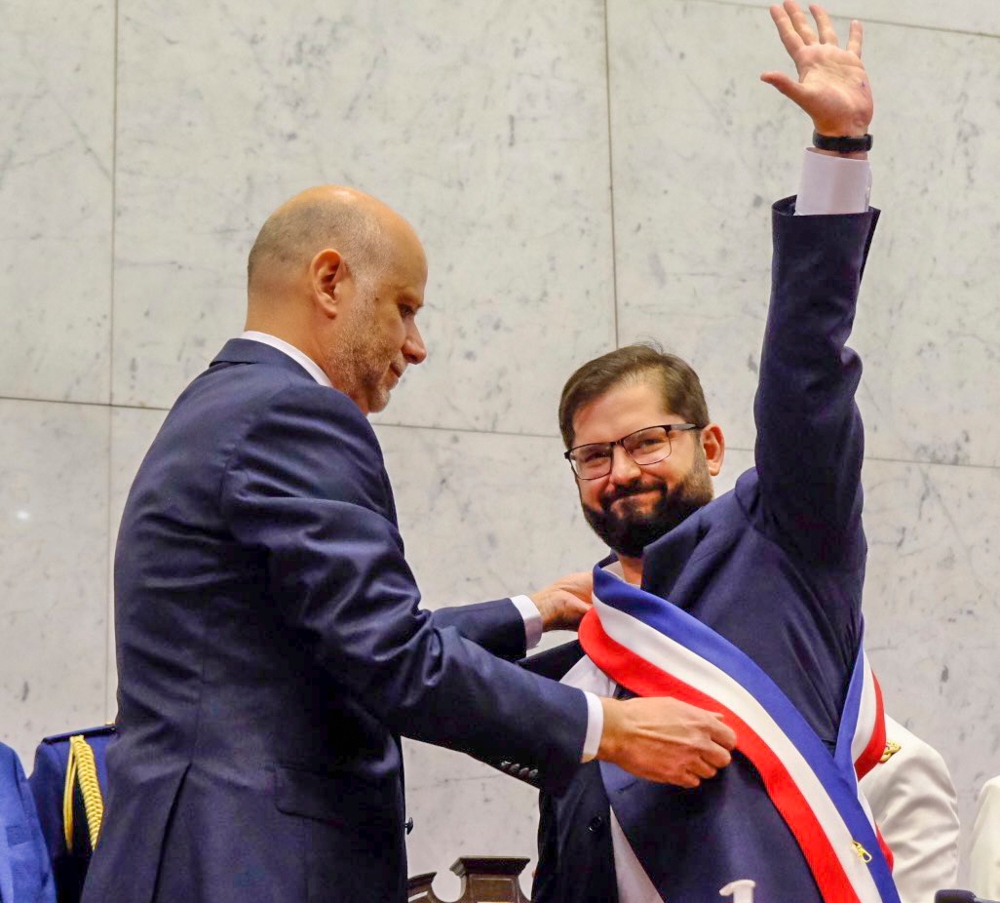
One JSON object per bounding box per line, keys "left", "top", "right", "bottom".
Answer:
{"left": 564, "top": 423, "right": 701, "bottom": 480}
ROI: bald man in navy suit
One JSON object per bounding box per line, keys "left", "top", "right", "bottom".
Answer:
{"left": 82, "top": 181, "right": 735, "bottom": 903}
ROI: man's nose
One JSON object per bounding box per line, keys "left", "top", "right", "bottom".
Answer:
{"left": 403, "top": 322, "right": 427, "bottom": 365}
{"left": 607, "top": 444, "right": 641, "bottom": 483}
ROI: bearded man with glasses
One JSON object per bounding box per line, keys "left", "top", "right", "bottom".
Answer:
{"left": 523, "top": 4, "right": 919, "bottom": 902}
{"left": 562, "top": 358, "right": 720, "bottom": 585}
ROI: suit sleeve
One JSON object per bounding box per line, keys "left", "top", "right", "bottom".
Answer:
{"left": 219, "top": 382, "right": 587, "bottom": 792}
{"left": 430, "top": 600, "right": 527, "bottom": 661}
{"left": 753, "top": 199, "right": 879, "bottom": 567}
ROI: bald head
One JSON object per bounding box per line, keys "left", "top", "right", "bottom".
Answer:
{"left": 242, "top": 185, "right": 429, "bottom": 413}
{"left": 247, "top": 185, "right": 418, "bottom": 299}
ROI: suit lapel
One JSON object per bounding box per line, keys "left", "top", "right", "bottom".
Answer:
{"left": 640, "top": 524, "right": 700, "bottom": 600}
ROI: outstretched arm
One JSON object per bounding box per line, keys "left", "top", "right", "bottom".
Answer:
{"left": 428, "top": 571, "right": 593, "bottom": 662}
{"left": 753, "top": 3, "right": 878, "bottom": 564}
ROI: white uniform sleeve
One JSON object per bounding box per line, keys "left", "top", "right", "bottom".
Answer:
{"left": 970, "top": 776, "right": 1000, "bottom": 900}
{"left": 859, "top": 718, "right": 960, "bottom": 903}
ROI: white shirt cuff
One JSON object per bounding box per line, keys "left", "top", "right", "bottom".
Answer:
{"left": 510, "top": 594, "right": 543, "bottom": 650}
{"left": 795, "top": 147, "right": 872, "bottom": 216}
{"left": 581, "top": 691, "right": 604, "bottom": 762}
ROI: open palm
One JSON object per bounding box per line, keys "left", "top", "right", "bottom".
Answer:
{"left": 761, "top": 2, "right": 873, "bottom": 137}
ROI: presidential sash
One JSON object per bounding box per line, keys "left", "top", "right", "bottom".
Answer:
{"left": 579, "top": 566, "right": 899, "bottom": 903}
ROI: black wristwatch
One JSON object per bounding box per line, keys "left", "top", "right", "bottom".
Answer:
{"left": 812, "top": 130, "right": 873, "bottom": 154}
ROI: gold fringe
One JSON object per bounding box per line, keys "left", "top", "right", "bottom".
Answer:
{"left": 63, "top": 735, "right": 105, "bottom": 851}
{"left": 880, "top": 739, "right": 902, "bottom": 764}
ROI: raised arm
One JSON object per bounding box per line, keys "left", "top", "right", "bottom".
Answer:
{"left": 752, "top": 2, "right": 878, "bottom": 565}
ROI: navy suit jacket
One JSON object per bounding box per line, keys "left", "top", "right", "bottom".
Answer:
{"left": 533, "top": 199, "right": 880, "bottom": 903}
{"left": 81, "top": 339, "right": 589, "bottom": 903}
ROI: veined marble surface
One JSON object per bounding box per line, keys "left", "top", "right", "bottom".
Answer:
{"left": 609, "top": 1, "right": 1000, "bottom": 468}
{"left": 112, "top": 0, "right": 616, "bottom": 437}
{"left": 0, "top": 0, "right": 115, "bottom": 403}
{"left": 0, "top": 400, "right": 110, "bottom": 766}
{"left": 711, "top": 0, "right": 1000, "bottom": 37}
{"left": 863, "top": 455, "right": 1000, "bottom": 839}
{"left": 377, "top": 424, "right": 607, "bottom": 605}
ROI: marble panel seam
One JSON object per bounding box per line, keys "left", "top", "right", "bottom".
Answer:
{"left": 675, "top": 0, "right": 1000, "bottom": 40}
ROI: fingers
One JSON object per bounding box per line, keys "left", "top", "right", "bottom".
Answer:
{"left": 560, "top": 595, "right": 593, "bottom": 631}
{"left": 702, "top": 740, "right": 733, "bottom": 770}
{"left": 597, "top": 696, "right": 739, "bottom": 788}
{"left": 846, "top": 18, "right": 863, "bottom": 57}
{"left": 674, "top": 771, "right": 701, "bottom": 790}
{"left": 709, "top": 712, "right": 738, "bottom": 750}
{"left": 768, "top": 4, "right": 804, "bottom": 57}
{"left": 759, "top": 71, "right": 808, "bottom": 107}
{"left": 809, "top": 4, "right": 839, "bottom": 46}
{"left": 687, "top": 757, "right": 721, "bottom": 780}
{"left": 773, "top": 2, "right": 853, "bottom": 53}
{"left": 690, "top": 715, "right": 735, "bottom": 774}
{"left": 783, "top": 1, "right": 818, "bottom": 46}
{"left": 557, "top": 571, "right": 594, "bottom": 600}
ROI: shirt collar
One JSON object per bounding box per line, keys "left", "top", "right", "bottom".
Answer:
{"left": 239, "top": 331, "right": 332, "bottom": 388}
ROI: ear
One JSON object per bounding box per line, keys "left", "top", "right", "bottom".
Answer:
{"left": 699, "top": 423, "right": 725, "bottom": 476}
{"left": 308, "top": 248, "right": 349, "bottom": 318}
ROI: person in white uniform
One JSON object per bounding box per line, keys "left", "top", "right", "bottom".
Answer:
{"left": 970, "top": 776, "right": 1000, "bottom": 901}
{"left": 859, "top": 716, "right": 960, "bottom": 903}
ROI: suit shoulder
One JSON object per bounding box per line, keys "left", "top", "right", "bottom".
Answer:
{"left": 220, "top": 378, "right": 393, "bottom": 516}
{"left": 258, "top": 380, "right": 377, "bottom": 443}
{"left": 882, "top": 718, "right": 949, "bottom": 771}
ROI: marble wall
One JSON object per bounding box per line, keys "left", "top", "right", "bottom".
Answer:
{"left": 2, "top": 0, "right": 998, "bottom": 895}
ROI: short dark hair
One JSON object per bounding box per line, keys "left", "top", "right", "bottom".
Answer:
{"left": 558, "top": 342, "right": 710, "bottom": 448}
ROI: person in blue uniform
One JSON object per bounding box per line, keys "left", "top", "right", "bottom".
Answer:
{"left": 29, "top": 724, "right": 116, "bottom": 903}
{"left": 1, "top": 741, "right": 54, "bottom": 903}
{"left": 532, "top": 3, "right": 884, "bottom": 901}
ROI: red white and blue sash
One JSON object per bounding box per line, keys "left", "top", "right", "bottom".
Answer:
{"left": 580, "top": 566, "right": 899, "bottom": 903}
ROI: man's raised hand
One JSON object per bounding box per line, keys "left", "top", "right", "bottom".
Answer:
{"left": 760, "top": 1, "right": 872, "bottom": 138}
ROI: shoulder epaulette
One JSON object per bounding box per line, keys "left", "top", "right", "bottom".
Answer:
{"left": 39, "top": 724, "right": 116, "bottom": 745}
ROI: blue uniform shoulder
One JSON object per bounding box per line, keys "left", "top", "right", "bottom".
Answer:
{"left": 38, "top": 725, "right": 116, "bottom": 746}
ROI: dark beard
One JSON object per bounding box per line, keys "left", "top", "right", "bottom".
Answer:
{"left": 582, "top": 463, "right": 714, "bottom": 559}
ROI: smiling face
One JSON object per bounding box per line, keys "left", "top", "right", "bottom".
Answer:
{"left": 570, "top": 377, "right": 721, "bottom": 558}
{"left": 325, "top": 221, "right": 428, "bottom": 415}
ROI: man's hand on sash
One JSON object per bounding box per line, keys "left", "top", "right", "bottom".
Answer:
{"left": 530, "top": 571, "right": 594, "bottom": 632}
{"left": 597, "top": 696, "right": 736, "bottom": 788}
